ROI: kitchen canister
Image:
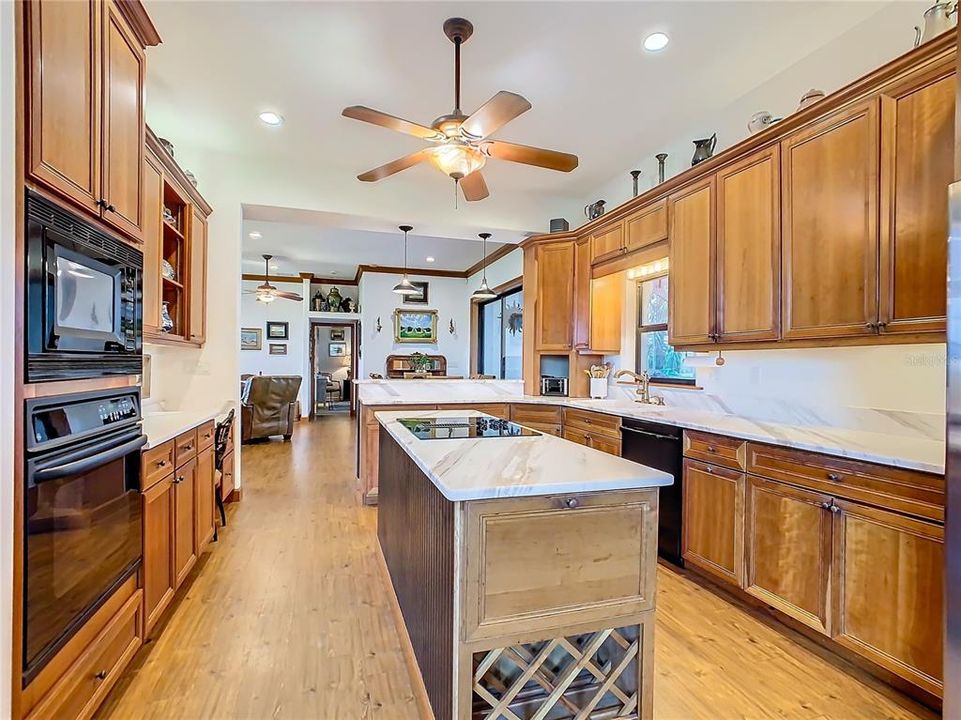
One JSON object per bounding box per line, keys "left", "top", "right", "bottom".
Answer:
{"left": 590, "top": 377, "right": 609, "bottom": 399}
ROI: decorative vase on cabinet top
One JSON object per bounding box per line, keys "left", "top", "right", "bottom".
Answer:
{"left": 691, "top": 134, "right": 717, "bottom": 165}
{"left": 914, "top": 2, "right": 957, "bottom": 46}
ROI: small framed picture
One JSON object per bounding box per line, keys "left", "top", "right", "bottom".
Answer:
{"left": 266, "top": 321, "right": 289, "bottom": 339}
{"left": 268, "top": 343, "right": 287, "bottom": 355}
{"left": 330, "top": 328, "right": 345, "bottom": 341}
{"left": 404, "top": 281, "right": 429, "bottom": 305}
{"left": 329, "top": 342, "right": 347, "bottom": 357}
{"left": 241, "top": 328, "right": 262, "bottom": 350}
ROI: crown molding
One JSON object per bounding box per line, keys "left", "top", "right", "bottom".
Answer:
{"left": 464, "top": 243, "right": 518, "bottom": 278}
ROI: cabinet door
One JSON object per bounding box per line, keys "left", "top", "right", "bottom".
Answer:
{"left": 573, "top": 238, "right": 591, "bottom": 350}
{"left": 682, "top": 459, "right": 744, "bottom": 586}
{"left": 562, "top": 427, "right": 591, "bottom": 448}
{"left": 781, "top": 100, "right": 880, "bottom": 339}
{"left": 534, "top": 241, "right": 575, "bottom": 351}
{"left": 26, "top": 0, "right": 102, "bottom": 214}
{"left": 188, "top": 208, "right": 208, "bottom": 343}
{"left": 832, "top": 500, "right": 943, "bottom": 696}
{"left": 589, "top": 274, "right": 622, "bottom": 353}
{"left": 589, "top": 222, "right": 624, "bottom": 264}
{"left": 879, "top": 73, "right": 954, "bottom": 335}
{"left": 173, "top": 457, "right": 198, "bottom": 587}
{"left": 100, "top": 0, "right": 145, "bottom": 241}
{"left": 221, "top": 449, "right": 235, "bottom": 500}
{"left": 625, "top": 200, "right": 667, "bottom": 253}
{"left": 195, "top": 446, "right": 215, "bottom": 551}
{"left": 668, "top": 177, "right": 715, "bottom": 346}
{"left": 142, "top": 475, "right": 175, "bottom": 635}
{"left": 745, "top": 476, "right": 832, "bottom": 635}
{"left": 716, "top": 146, "right": 780, "bottom": 342}
{"left": 142, "top": 151, "right": 164, "bottom": 335}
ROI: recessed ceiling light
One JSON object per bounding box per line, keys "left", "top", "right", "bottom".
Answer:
{"left": 425, "top": 256, "right": 435, "bottom": 263}
{"left": 258, "top": 111, "right": 284, "bottom": 126}
{"left": 248, "top": 231, "right": 262, "bottom": 240}
{"left": 643, "top": 32, "right": 670, "bottom": 52}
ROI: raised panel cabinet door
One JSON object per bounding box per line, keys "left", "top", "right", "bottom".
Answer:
{"left": 589, "top": 273, "right": 623, "bottom": 353}
{"left": 188, "top": 208, "right": 209, "bottom": 343}
{"left": 221, "top": 449, "right": 235, "bottom": 500}
{"left": 26, "top": 0, "right": 102, "bottom": 213}
{"left": 716, "top": 146, "right": 780, "bottom": 342}
{"left": 101, "top": 0, "right": 145, "bottom": 241}
{"left": 832, "top": 500, "right": 943, "bottom": 696}
{"left": 781, "top": 100, "right": 880, "bottom": 339}
{"left": 173, "top": 457, "right": 198, "bottom": 588}
{"left": 682, "top": 459, "right": 744, "bottom": 586}
{"left": 625, "top": 200, "right": 668, "bottom": 252}
{"left": 142, "top": 476, "right": 175, "bottom": 635}
{"left": 745, "top": 476, "right": 832, "bottom": 635}
{"left": 589, "top": 222, "right": 625, "bottom": 264}
{"left": 142, "top": 151, "right": 164, "bottom": 335}
{"left": 194, "top": 446, "right": 215, "bottom": 551}
{"left": 534, "top": 241, "right": 575, "bottom": 351}
{"left": 879, "top": 72, "right": 954, "bottom": 335}
{"left": 572, "top": 237, "right": 591, "bottom": 349}
{"left": 668, "top": 177, "right": 716, "bottom": 346}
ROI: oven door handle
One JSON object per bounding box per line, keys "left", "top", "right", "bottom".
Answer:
{"left": 33, "top": 434, "right": 147, "bottom": 483}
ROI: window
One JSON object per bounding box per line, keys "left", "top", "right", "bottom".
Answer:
{"left": 477, "top": 288, "right": 523, "bottom": 379}
{"left": 635, "top": 275, "right": 695, "bottom": 385}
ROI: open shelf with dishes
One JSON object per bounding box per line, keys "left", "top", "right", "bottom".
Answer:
{"left": 160, "top": 179, "right": 190, "bottom": 339}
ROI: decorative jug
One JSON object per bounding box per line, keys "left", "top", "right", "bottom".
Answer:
{"left": 915, "top": 2, "right": 957, "bottom": 46}
{"left": 160, "top": 302, "right": 174, "bottom": 333}
{"left": 584, "top": 200, "right": 606, "bottom": 220}
{"left": 691, "top": 134, "right": 717, "bottom": 166}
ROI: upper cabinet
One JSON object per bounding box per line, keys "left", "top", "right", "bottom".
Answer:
{"left": 625, "top": 200, "right": 668, "bottom": 253}
{"left": 532, "top": 240, "right": 575, "bottom": 351}
{"left": 781, "top": 100, "right": 881, "bottom": 340}
{"left": 25, "top": 0, "right": 158, "bottom": 244}
{"left": 188, "top": 207, "right": 209, "bottom": 345}
{"left": 589, "top": 222, "right": 624, "bottom": 265}
{"left": 668, "top": 177, "right": 715, "bottom": 346}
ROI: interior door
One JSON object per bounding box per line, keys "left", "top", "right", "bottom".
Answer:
{"left": 781, "top": 100, "right": 880, "bottom": 339}
{"left": 668, "top": 177, "right": 715, "bottom": 346}
{"left": 173, "top": 457, "right": 198, "bottom": 587}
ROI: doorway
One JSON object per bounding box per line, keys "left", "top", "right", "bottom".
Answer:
{"left": 309, "top": 321, "right": 358, "bottom": 418}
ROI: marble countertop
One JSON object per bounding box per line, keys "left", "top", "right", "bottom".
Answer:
{"left": 377, "top": 409, "right": 673, "bottom": 502}
{"left": 142, "top": 408, "right": 227, "bottom": 449}
{"left": 358, "top": 382, "right": 945, "bottom": 475}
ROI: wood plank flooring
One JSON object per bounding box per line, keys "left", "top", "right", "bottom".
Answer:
{"left": 96, "top": 416, "right": 937, "bottom": 720}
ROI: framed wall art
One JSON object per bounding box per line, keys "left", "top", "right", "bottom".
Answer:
{"left": 268, "top": 343, "right": 288, "bottom": 355}
{"left": 393, "top": 309, "right": 438, "bottom": 344}
{"left": 241, "top": 328, "right": 262, "bottom": 350}
{"left": 403, "top": 281, "right": 429, "bottom": 305}
{"left": 266, "top": 321, "right": 289, "bottom": 340}
{"left": 329, "top": 342, "right": 347, "bottom": 357}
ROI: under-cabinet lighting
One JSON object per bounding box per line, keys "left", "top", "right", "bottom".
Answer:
{"left": 627, "top": 258, "right": 669, "bottom": 279}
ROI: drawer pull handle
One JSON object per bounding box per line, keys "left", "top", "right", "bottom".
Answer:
{"left": 826, "top": 472, "right": 842, "bottom": 482}
{"left": 95, "top": 670, "right": 107, "bottom": 681}
{"left": 183, "top": 444, "right": 193, "bottom": 451}
{"left": 704, "top": 466, "right": 713, "bottom": 474}
{"left": 564, "top": 498, "right": 579, "bottom": 509}
{"left": 157, "top": 459, "right": 168, "bottom": 468}
{"left": 706, "top": 446, "right": 716, "bottom": 452}
{"left": 174, "top": 476, "right": 184, "bottom": 484}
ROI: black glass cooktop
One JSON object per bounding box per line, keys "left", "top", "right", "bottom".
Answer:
{"left": 398, "top": 416, "right": 541, "bottom": 440}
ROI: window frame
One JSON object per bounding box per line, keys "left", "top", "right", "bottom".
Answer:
{"left": 634, "top": 272, "right": 696, "bottom": 386}
{"left": 474, "top": 284, "right": 523, "bottom": 380}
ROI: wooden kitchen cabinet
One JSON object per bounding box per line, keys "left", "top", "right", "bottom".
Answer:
{"left": 625, "top": 200, "right": 668, "bottom": 253}
{"left": 588, "top": 274, "right": 623, "bottom": 354}
{"left": 533, "top": 241, "right": 575, "bottom": 351}
{"left": 745, "top": 476, "right": 832, "bottom": 635}
{"left": 188, "top": 208, "right": 209, "bottom": 344}
{"left": 832, "top": 500, "right": 943, "bottom": 696}
{"left": 142, "top": 475, "right": 176, "bottom": 636}
{"left": 715, "top": 146, "right": 780, "bottom": 342}
{"left": 668, "top": 177, "right": 716, "bottom": 346}
{"left": 195, "top": 446, "right": 216, "bottom": 551}
{"left": 573, "top": 237, "right": 591, "bottom": 349}
{"left": 143, "top": 151, "right": 164, "bottom": 335}
{"left": 589, "top": 222, "right": 625, "bottom": 264}
{"left": 879, "top": 71, "right": 954, "bottom": 335}
{"left": 173, "top": 456, "right": 198, "bottom": 587}
{"left": 682, "top": 459, "right": 744, "bottom": 586}
{"left": 781, "top": 100, "right": 880, "bottom": 340}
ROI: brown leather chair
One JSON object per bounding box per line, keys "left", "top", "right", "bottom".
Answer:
{"left": 241, "top": 375, "right": 302, "bottom": 443}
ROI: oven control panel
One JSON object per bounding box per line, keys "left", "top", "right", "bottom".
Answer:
{"left": 28, "top": 390, "right": 141, "bottom": 450}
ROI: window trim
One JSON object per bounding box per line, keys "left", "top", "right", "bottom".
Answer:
{"left": 635, "top": 274, "right": 696, "bottom": 386}
{"left": 469, "top": 276, "right": 522, "bottom": 378}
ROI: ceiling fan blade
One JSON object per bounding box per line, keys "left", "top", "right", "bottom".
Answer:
{"left": 358, "top": 151, "right": 429, "bottom": 182}
{"left": 460, "top": 170, "right": 490, "bottom": 202}
{"left": 481, "top": 140, "right": 578, "bottom": 172}
{"left": 274, "top": 291, "right": 304, "bottom": 301}
{"left": 342, "top": 106, "right": 443, "bottom": 141}
{"left": 460, "top": 91, "right": 531, "bottom": 140}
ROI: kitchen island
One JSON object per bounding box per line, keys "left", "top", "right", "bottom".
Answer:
{"left": 376, "top": 410, "right": 672, "bottom": 720}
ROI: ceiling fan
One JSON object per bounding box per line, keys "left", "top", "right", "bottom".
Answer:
{"left": 343, "top": 17, "right": 578, "bottom": 202}
{"left": 244, "top": 255, "right": 303, "bottom": 304}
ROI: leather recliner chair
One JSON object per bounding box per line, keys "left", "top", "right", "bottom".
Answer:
{"left": 241, "top": 375, "right": 302, "bottom": 443}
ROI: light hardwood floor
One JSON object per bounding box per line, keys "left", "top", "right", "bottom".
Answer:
{"left": 97, "top": 416, "right": 937, "bottom": 720}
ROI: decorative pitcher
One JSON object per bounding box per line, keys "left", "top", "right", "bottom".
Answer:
{"left": 691, "top": 134, "right": 717, "bottom": 166}
{"left": 160, "top": 302, "right": 174, "bottom": 333}
{"left": 915, "top": 2, "right": 957, "bottom": 46}
{"left": 584, "top": 200, "right": 606, "bottom": 220}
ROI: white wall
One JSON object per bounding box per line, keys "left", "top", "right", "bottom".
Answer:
{"left": 359, "top": 272, "right": 470, "bottom": 378}
{"left": 467, "top": 246, "right": 523, "bottom": 289}
{"left": 0, "top": 2, "right": 15, "bottom": 712}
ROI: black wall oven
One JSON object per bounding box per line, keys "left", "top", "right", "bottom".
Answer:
{"left": 25, "top": 190, "right": 143, "bottom": 382}
{"left": 23, "top": 388, "right": 145, "bottom": 685}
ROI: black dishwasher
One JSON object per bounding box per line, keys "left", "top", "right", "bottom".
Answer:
{"left": 621, "top": 417, "right": 683, "bottom": 566}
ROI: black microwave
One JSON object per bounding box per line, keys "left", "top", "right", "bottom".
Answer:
{"left": 25, "top": 191, "right": 142, "bottom": 382}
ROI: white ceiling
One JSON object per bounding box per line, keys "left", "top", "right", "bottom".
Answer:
{"left": 143, "top": 0, "right": 894, "bottom": 263}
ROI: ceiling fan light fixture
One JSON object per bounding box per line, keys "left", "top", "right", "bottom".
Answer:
{"left": 425, "top": 142, "right": 486, "bottom": 179}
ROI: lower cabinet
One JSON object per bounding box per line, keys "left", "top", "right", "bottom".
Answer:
{"left": 142, "top": 476, "right": 176, "bottom": 635}
{"left": 195, "top": 446, "right": 216, "bottom": 548}
{"left": 173, "top": 456, "right": 198, "bottom": 587}
{"left": 682, "top": 459, "right": 745, "bottom": 586}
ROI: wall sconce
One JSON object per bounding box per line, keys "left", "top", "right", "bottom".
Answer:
{"left": 449, "top": 319, "right": 456, "bottom": 334}
{"left": 376, "top": 317, "right": 382, "bottom": 333}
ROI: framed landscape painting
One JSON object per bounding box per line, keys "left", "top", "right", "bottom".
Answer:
{"left": 241, "top": 328, "right": 262, "bottom": 350}
{"left": 394, "top": 309, "right": 438, "bottom": 344}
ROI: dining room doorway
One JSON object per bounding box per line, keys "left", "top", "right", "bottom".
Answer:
{"left": 309, "top": 320, "right": 358, "bottom": 418}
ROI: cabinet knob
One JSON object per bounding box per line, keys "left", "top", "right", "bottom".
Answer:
{"left": 706, "top": 446, "right": 716, "bottom": 453}
{"left": 564, "top": 497, "right": 579, "bottom": 509}
{"left": 704, "top": 465, "right": 714, "bottom": 474}
{"left": 877, "top": 321, "right": 888, "bottom": 331}
{"left": 106, "top": 204, "right": 116, "bottom": 213}
{"left": 184, "top": 444, "right": 193, "bottom": 451}
{"left": 826, "top": 472, "right": 842, "bottom": 482}
{"left": 157, "top": 459, "right": 168, "bottom": 468}
{"left": 864, "top": 322, "right": 877, "bottom": 331}
{"left": 174, "top": 476, "right": 184, "bottom": 484}
{"left": 95, "top": 670, "right": 107, "bottom": 681}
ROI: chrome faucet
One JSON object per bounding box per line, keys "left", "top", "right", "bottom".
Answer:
{"left": 614, "top": 370, "right": 666, "bottom": 406}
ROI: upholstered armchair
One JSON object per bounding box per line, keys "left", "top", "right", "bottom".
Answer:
{"left": 241, "top": 375, "right": 302, "bottom": 443}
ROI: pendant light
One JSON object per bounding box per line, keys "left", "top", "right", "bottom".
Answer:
{"left": 392, "top": 225, "right": 420, "bottom": 295}
{"left": 471, "top": 232, "right": 497, "bottom": 300}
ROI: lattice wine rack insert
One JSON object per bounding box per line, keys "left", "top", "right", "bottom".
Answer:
{"left": 472, "top": 625, "right": 641, "bottom": 720}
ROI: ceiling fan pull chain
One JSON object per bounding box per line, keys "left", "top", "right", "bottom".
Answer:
{"left": 454, "top": 178, "right": 459, "bottom": 209}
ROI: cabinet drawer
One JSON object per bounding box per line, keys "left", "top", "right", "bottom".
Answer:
{"left": 468, "top": 403, "right": 510, "bottom": 420}
{"left": 747, "top": 443, "right": 944, "bottom": 521}
{"left": 683, "top": 431, "right": 746, "bottom": 470}
{"left": 197, "top": 420, "right": 216, "bottom": 450}
{"left": 142, "top": 440, "right": 174, "bottom": 490}
{"left": 563, "top": 428, "right": 621, "bottom": 456}
{"left": 25, "top": 589, "right": 142, "bottom": 720}
{"left": 463, "top": 489, "right": 658, "bottom": 641}
{"left": 511, "top": 403, "right": 562, "bottom": 426}
{"left": 528, "top": 422, "right": 562, "bottom": 437}
{"left": 175, "top": 428, "right": 198, "bottom": 466}
{"left": 563, "top": 407, "right": 621, "bottom": 438}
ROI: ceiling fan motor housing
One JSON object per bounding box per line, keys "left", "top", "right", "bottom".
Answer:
{"left": 443, "top": 17, "right": 474, "bottom": 44}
